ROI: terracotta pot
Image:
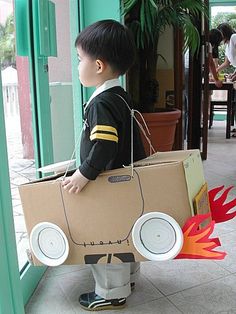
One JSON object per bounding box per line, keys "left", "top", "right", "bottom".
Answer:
{"left": 138, "top": 108, "right": 181, "bottom": 154}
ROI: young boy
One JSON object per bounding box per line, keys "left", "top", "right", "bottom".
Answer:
{"left": 62, "top": 19, "right": 146, "bottom": 311}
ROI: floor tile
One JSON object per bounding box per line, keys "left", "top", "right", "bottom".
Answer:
{"left": 214, "top": 231, "right": 236, "bottom": 274}
{"left": 56, "top": 268, "right": 95, "bottom": 312}
{"left": 25, "top": 275, "right": 76, "bottom": 314}
{"left": 125, "top": 274, "right": 163, "bottom": 307}
{"left": 204, "top": 169, "right": 236, "bottom": 190}
{"left": 108, "top": 298, "right": 182, "bottom": 314}
{"left": 203, "top": 159, "right": 236, "bottom": 179}
{"left": 168, "top": 274, "right": 236, "bottom": 314}
{"left": 141, "top": 259, "right": 229, "bottom": 295}
{"left": 212, "top": 219, "right": 236, "bottom": 237}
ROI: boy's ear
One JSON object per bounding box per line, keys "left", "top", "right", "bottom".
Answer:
{"left": 96, "top": 59, "right": 105, "bottom": 73}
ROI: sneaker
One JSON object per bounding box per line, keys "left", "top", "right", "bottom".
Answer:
{"left": 79, "top": 291, "right": 126, "bottom": 311}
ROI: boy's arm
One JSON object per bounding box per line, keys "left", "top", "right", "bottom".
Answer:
{"left": 79, "top": 138, "right": 117, "bottom": 179}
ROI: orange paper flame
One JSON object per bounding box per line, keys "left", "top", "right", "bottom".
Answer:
{"left": 175, "top": 214, "right": 226, "bottom": 260}
{"left": 209, "top": 186, "right": 236, "bottom": 223}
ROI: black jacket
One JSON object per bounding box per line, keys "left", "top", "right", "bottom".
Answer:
{"left": 79, "top": 86, "right": 146, "bottom": 180}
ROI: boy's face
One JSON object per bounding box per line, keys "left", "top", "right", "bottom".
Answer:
{"left": 77, "top": 47, "right": 99, "bottom": 87}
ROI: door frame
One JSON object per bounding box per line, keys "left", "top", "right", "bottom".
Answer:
{"left": 0, "top": 72, "right": 25, "bottom": 314}
{"left": 187, "top": 1, "right": 210, "bottom": 160}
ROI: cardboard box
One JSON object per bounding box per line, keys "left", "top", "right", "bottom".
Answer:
{"left": 19, "top": 149, "right": 207, "bottom": 266}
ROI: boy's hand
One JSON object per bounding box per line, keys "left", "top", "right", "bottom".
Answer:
{"left": 62, "top": 169, "right": 89, "bottom": 193}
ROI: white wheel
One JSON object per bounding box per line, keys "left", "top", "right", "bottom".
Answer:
{"left": 30, "top": 222, "right": 69, "bottom": 266}
{"left": 132, "top": 212, "right": 183, "bottom": 261}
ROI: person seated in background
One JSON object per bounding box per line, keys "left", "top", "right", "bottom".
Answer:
{"left": 209, "top": 28, "right": 223, "bottom": 88}
{"left": 216, "top": 23, "right": 236, "bottom": 135}
{"left": 216, "top": 23, "right": 236, "bottom": 80}
{"left": 207, "top": 29, "right": 223, "bottom": 129}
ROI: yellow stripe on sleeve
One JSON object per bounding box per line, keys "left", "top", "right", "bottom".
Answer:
{"left": 91, "top": 125, "right": 118, "bottom": 136}
{"left": 90, "top": 133, "right": 118, "bottom": 142}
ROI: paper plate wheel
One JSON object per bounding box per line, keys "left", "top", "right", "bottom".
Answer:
{"left": 132, "top": 212, "right": 183, "bottom": 261}
{"left": 30, "top": 222, "right": 69, "bottom": 266}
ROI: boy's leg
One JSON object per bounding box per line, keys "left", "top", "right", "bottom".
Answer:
{"left": 91, "top": 263, "right": 131, "bottom": 299}
{"left": 79, "top": 263, "right": 140, "bottom": 310}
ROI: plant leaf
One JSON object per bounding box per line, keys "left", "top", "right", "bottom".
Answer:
{"left": 122, "top": 0, "right": 138, "bottom": 15}
{"left": 122, "top": 0, "right": 207, "bottom": 53}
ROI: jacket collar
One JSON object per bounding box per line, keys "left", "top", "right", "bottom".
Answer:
{"left": 84, "top": 78, "right": 121, "bottom": 111}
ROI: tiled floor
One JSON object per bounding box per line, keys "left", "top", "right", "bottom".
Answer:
{"left": 25, "top": 121, "right": 236, "bottom": 314}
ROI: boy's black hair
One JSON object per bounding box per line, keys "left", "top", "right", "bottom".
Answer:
{"left": 209, "top": 28, "right": 223, "bottom": 58}
{"left": 75, "top": 19, "right": 136, "bottom": 75}
{"left": 217, "top": 23, "right": 235, "bottom": 41}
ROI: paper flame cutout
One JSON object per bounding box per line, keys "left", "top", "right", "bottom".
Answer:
{"left": 208, "top": 186, "right": 236, "bottom": 223}
{"left": 175, "top": 214, "right": 226, "bottom": 260}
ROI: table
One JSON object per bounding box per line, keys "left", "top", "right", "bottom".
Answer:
{"left": 209, "top": 81, "right": 235, "bottom": 139}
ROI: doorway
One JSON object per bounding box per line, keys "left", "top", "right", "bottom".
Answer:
{"left": 0, "top": 0, "right": 77, "bottom": 309}
{"left": 0, "top": 0, "right": 121, "bottom": 310}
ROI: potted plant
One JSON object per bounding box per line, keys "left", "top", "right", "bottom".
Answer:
{"left": 122, "top": 0, "right": 206, "bottom": 152}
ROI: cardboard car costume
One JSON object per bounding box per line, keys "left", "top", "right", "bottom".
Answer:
{"left": 19, "top": 149, "right": 233, "bottom": 266}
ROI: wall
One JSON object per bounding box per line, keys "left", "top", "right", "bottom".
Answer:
{"left": 50, "top": 83, "right": 74, "bottom": 162}
{"left": 156, "top": 69, "right": 174, "bottom": 108}
{"left": 48, "top": 0, "right": 72, "bottom": 83}
{"left": 48, "top": 0, "right": 74, "bottom": 163}
{"left": 157, "top": 26, "right": 174, "bottom": 70}
{"left": 156, "top": 26, "right": 175, "bottom": 108}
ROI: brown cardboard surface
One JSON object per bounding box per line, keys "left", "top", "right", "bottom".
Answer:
{"left": 19, "top": 149, "right": 208, "bottom": 265}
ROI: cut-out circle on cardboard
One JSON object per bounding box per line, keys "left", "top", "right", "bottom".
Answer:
{"left": 132, "top": 212, "right": 183, "bottom": 261}
{"left": 30, "top": 222, "right": 69, "bottom": 266}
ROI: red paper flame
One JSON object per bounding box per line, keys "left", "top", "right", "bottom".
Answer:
{"left": 175, "top": 214, "right": 226, "bottom": 260}
{"left": 208, "top": 186, "right": 236, "bottom": 223}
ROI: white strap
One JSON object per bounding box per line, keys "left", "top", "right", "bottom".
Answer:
{"left": 114, "top": 94, "right": 156, "bottom": 160}
{"left": 131, "top": 108, "right": 134, "bottom": 177}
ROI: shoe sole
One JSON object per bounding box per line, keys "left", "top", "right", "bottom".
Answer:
{"left": 80, "top": 303, "right": 126, "bottom": 311}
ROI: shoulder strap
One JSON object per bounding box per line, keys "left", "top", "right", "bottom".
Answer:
{"left": 114, "top": 93, "right": 156, "bottom": 157}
